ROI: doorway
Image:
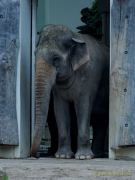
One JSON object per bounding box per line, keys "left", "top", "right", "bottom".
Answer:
{"left": 31, "top": 0, "right": 110, "bottom": 158}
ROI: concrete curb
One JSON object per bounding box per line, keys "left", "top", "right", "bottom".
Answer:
{"left": 1, "top": 158, "right": 135, "bottom": 179}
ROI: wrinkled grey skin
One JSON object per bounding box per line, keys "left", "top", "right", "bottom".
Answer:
{"left": 31, "top": 24, "right": 109, "bottom": 160}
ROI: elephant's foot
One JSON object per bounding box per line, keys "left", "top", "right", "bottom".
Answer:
{"left": 55, "top": 148, "right": 74, "bottom": 159}
{"left": 75, "top": 147, "right": 94, "bottom": 160}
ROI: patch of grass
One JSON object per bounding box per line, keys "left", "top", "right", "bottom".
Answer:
{"left": 0, "top": 171, "right": 8, "bottom": 180}
{"left": 0, "top": 175, "right": 8, "bottom": 180}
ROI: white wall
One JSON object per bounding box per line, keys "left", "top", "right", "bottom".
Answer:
{"left": 17, "top": 0, "right": 31, "bottom": 158}
{"left": 37, "top": 0, "right": 92, "bottom": 32}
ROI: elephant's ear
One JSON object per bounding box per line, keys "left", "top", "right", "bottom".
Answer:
{"left": 70, "top": 37, "right": 90, "bottom": 71}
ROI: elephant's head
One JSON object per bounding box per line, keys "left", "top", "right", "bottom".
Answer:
{"left": 30, "top": 24, "right": 89, "bottom": 157}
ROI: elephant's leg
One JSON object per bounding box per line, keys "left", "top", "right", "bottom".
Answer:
{"left": 91, "top": 113, "right": 108, "bottom": 158}
{"left": 53, "top": 92, "right": 73, "bottom": 159}
{"left": 47, "top": 93, "right": 58, "bottom": 156}
{"left": 75, "top": 95, "right": 94, "bottom": 160}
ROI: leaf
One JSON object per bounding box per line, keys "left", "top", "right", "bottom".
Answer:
{"left": 77, "top": 0, "right": 102, "bottom": 40}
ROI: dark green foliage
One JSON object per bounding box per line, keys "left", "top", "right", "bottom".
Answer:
{"left": 77, "top": 0, "right": 102, "bottom": 40}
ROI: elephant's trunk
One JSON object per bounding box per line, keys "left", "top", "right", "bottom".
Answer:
{"left": 31, "top": 59, "right": 56, "bottom": 157}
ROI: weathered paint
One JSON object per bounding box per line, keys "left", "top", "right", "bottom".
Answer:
{"left": 110, "top": 0, "right": 135, "bottom": 152}
{"left": 0, "top": 0, "right": 20, "bottom": 145}
{"left": 0, "top": 0, "right": 31, "bottom": 158}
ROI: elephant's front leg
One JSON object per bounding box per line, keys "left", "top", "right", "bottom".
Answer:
{"left": 53, "top": 91, "right": 74, "bottom": 159}
{"left": 75, "top": 95, "right": 94, "bottom": 160}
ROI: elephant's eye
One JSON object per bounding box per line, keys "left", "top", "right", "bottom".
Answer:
{"left": 53, "top": 56, "right": 60, "bottom": 67}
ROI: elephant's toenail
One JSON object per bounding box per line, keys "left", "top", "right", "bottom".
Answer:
{"left": 79, "top": 155, "right": 85, "bottom": 160}
{"left": 60, "top": 154, "right": 66, "bottom": 158}
{"left": 55, "top": 154, "right": 60, "bottom": 158}
{"left": 86, "top": 155, "right": 91, "bottom": 159}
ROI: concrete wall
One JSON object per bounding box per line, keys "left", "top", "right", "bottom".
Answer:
{"left": 0, "top": 0, "right": 31, "bottom": 158}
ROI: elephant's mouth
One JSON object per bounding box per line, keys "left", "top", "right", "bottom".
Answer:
{"left": 56, "top": 71, "right": 75, "bottom": 89}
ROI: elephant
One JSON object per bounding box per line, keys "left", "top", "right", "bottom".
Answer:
{"left": 30, "top": 24, "right": 109, "bottom": 160}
